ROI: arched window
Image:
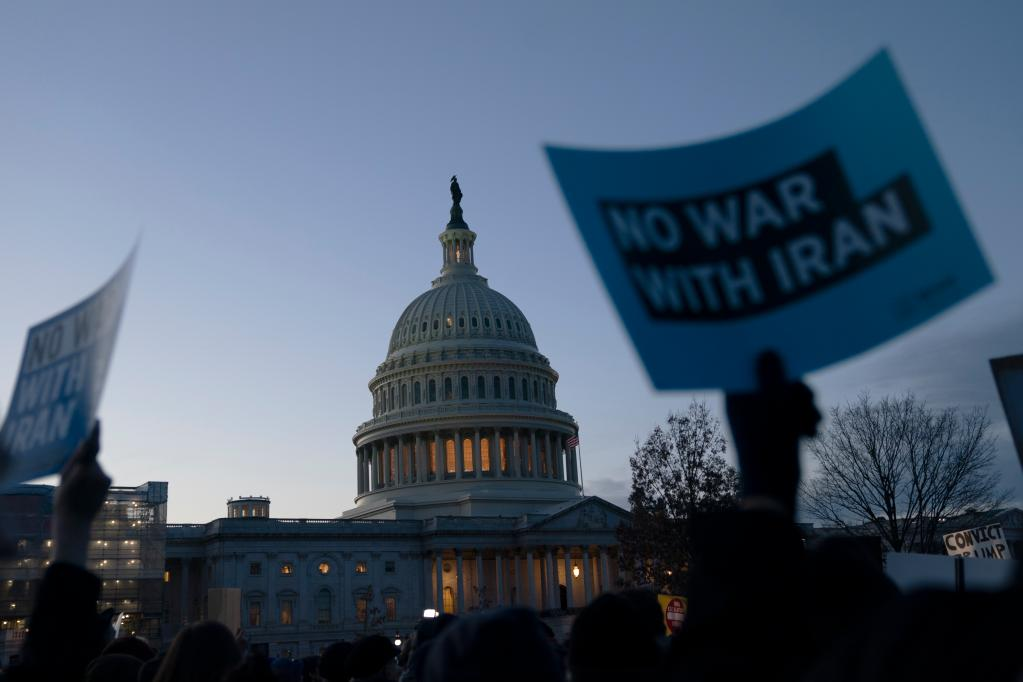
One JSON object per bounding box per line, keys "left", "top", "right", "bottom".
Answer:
{"left": 445, "top": 439, "right": 456, "bottom": 474}
{"left": 463, "top": 438, "right": 473, "bottom": 472}
{"left": 414, "top": 382, "right": 422, "bottom": 404}
{"left": 533, "top": 381, "right": 539, "bottom": 403}
{"left": 471, "top": 316, "right": 478, "bottom": 328}
{"left": 401, "top": 384, "right": 407, "bottom": 408}
{"left": 316, "top": 589, "right": 331, "bottom": 624}
{"left": 460, "top": 377, "right": 469, "bottom": 400}
{"left": 493, "top": 376, "right": 502, "bottom": 399}
{"left": 508, "top": 378, "right": 516, "bottom": 400}
{"left": 421, "top": 321, "right": 427, "bottom": 333}
{"left": 446, "top": 314, "right": 454, "bottom": 329}
{"left": 484, "top": 317, "right": 491, "bottom": 328}
{"left": 389, "top": 386, "right": 394, "bottom": 411}
{"left": 429, "top": 379, "right": 437, "bottom": 402}
{"left": 477, "top": 376, "right": 486, "bottom": 399}
{"left": 496, "top": 318, "right": 502, "bottom": 330}
{"left": 522, "top": 379, "right": 529, "bottom": 401}
{"left": 458, "top": 316, "right": 465, "bottom": 328}
{"left": 433, "top": 319, "right": 439, "bottom": 331}
{"left": 481, "top": 437, "right": 491, "bottom": 472}
{"left": 444, "top": 378, "right": 453, "bottom": 401}
{"left": 541, "top": 382, "right": 547, "bottom": 405}
{"left": 443, "top": 586, "right": 455, "bottom": 613}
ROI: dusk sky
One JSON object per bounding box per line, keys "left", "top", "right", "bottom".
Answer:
{"left": 1, "top": 1, "right": 1020, "bottom": 522}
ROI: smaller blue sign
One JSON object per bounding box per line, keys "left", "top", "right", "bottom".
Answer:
{"left": 546, "top": 50, "right": 993, "bottom": 390}
{"left": 0, "top": 249, "right": 135, "bottom": 488}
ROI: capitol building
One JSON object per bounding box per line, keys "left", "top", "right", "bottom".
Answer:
{"left": 163, "top": 180, "right": 629, "bottom": 657}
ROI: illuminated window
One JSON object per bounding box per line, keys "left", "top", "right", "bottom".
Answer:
{"left": 318, "top": 562, "right": 330, "bottom": 575}
{"left": 527, "top": 442, "right": 534, "bottom": 473}
{"left": 481, "top": 438, "right": 491, "bottom": 472}
{"left": 429, "top": 440, "right": 437, "bottom": 475}
{"left": 446, "top": 315, "right": 453, "bottom": 328}
{"left": 445, "top": 440, "right": 456, "bottom": 474}
{"left": 279, "top": 599, "right": 293, "bottom": 625}
{"left": 249, "top": 562, "right": 262, "bottom": 576}
{"left": 163, "top": 571, "right": 170, "bottom": 583}
{"left": 385, "top": 596, "right": 397, "bottom": 621}
{"left": 316, "top": 589, "right": 331, "bottom": 624}
{"left": 355, "top": 561, "right": 368, "bottom": 574}
{"left": 540, "top": 444, "right": 548, "bottom": 475}
{"left": 356, "top": 598, "right": 368, "bottom": 623}
{"left": 462, "top": 438, "right": 473, "bottom": 472}
{"left": 249, "top": 600, "right": 261, "bottom": 627}
{"left": 493, "top": 376, "right": 501, "bottom": 399}
{"left": 443, "top": 587, "right": 454, "bottom": 613}
{"left": 499, "top": 437, "right": 508, "bottom": 473}
{"left": 389, "top": 448, "right": 396, "bottom": 483}
{"left": 280, "top": 563, "right": 293, "bottom": 576}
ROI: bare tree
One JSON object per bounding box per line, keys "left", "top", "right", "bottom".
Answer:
{"left": 801, "top": 394, "right": 1007, "bottom": 552}
{"left": 618, "top": 401, "right": 739, "bottom": 594}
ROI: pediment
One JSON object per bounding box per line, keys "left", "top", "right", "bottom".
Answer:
{"left": 528, "top": 496, "right": 630, "bottom": 531}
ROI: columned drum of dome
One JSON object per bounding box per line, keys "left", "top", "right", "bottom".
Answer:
{"left": 347, "top": 178, "right": 583, "bottom": 520}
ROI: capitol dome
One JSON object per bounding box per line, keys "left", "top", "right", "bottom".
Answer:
{"left": 347, "top": 178, "right": 582, "bottom": 520}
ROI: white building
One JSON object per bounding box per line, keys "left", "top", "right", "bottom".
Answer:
{"left": 164, "top": 180, "right": 629, "bottom": 657}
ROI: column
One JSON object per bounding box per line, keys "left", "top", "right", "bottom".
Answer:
{"left": 455, "top": 432, "right": 464, "bottom": 479}
{"left": 455, "top": 550, "right": 465, "bottom": 613}
{"left": 544, "top": 431, "right": 553, "bottom": 479}
{"left": 435, "top": 551, "right": 444, "bottom": 613}
{"left": 422, "top": 554, "right": 433, "bottom": 611}
{"left": 599, "top": 547, "right": 611, "bottom": 593}
{"left": 512, "top": 430, "right": 521, "bottom": 478}
{"left": 370, "top": 444, "right": 379, "bottom": 490}
{"left": 582, "top": 548, "right": 593, "bottom": 604}
{"left": 525, "top": 550, "right": 536, "bottom": 610}
{"left": 433, "top": 432, "right": 442, "bottom": 479}
{"left": 563, "top": 549, "right": 574, "bottom": 609}
{"left": 472, "top": 429, "right": 482, "bottom": 476}
{"left": 179, "top": 559, "right": 189, "bottom": 624}
{"left": 395, "top": 438, "right": 404, "bottom": 484}
{"left": 495, "top": 552, "right": 505, "bottom": 606}
{"left": 555, "top": 434, "right": 564, "bottom": 481}
{"left": 530, "top": 430, "right": 540, "bottom": 478}
{"left": 415, "top": 435, "right": 425, "bottom": 483}
{"left": 545, "top": 548, "right": 557, "bottom": 609}
{"left": 475, "top": 552, "right": 485, "bottom": 608}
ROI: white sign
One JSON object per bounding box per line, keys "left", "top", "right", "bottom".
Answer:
{"left": 943, "top": 523, "right": 1010, "bottom": 559}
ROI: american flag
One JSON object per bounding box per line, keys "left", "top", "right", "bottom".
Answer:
{"left": 566, "top": 435, "right": 580, "bottom": 448}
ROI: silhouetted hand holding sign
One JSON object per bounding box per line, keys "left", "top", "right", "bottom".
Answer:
{"left": 725, "top": 351, "right": 820, "bottom": 517}
{"left": 53, "top": 421, "right": 111, "bottom": 568}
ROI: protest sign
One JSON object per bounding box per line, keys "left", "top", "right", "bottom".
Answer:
{"left": 546, "top": 50, "right": 992, "bottom": 389}
{"left": 656, "top": 594, "right": 687, "bottom": 635}
{"left": 0, "top": 250, "right": 135, "bottom": 488}
{"left": 943, "top": 523, "right": 1010, "bottom": 559}
{"left": 990, "top": 354, "right": 1023, "bottom": 466}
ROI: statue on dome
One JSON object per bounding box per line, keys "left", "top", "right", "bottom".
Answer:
{"left": 450, "top": 175, "right": 463, "bottom": 207}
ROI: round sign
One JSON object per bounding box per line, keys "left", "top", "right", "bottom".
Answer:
{"left": 664, "top": 598, "right": 685, "bottom": 633}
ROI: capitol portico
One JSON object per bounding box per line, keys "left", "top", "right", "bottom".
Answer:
{"left": 162, "top": 179, "right": 629, "bottom": 656}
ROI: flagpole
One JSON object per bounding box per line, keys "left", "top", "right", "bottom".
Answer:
{"left": 578, "top": 437, "right": 585, "bottom": 496}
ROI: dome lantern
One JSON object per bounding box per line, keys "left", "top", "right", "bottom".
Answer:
{"left": 438, "top": 176, "right": 478, "bottom": 278}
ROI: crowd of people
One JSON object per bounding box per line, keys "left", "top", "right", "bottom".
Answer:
{"left": 1, "top": 354, "right": 1019, "bottom": 681}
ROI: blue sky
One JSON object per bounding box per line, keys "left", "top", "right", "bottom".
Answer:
{"left": 1, "top": 1, "right": 1020, "bottom": 521}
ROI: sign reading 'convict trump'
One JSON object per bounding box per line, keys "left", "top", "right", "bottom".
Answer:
{"left": 546, "top": 50, "right": 992, "bottom": 390}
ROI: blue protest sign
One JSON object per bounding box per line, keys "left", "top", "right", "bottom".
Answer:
{"left": 546, "top": 51, "right": 993, "bottom": 390}
{"left": 0, "top": 250, "right": 135, "bottom": 487}
{"left": 990, "top": 354, "right": 1023, "bottom": 466}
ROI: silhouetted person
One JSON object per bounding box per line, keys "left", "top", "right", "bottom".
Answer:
{"left": 83, "top": 653, "right": 143, "bottom": 682}
{"left": 318, "top": 641, "right": 354, "bottom": 682}
{"left": 101, "top": 635, "right": 157, "bottom": 662}
{"left": 421, "top": 608, "right": 563, "bottom": 682}
{"left": 347, "top": 635, "right": 399, "bottom": 682}
{"left": 400, "top": 614, "right": 457, "bottom": 682}
{"left": 152, "top": 621, "right": 241, "bottom": 682}
{"left": 570, "top": 593, "right": 661, "bottom": 682}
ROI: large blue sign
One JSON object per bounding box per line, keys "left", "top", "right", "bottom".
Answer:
{"left": 0, "top": 250, "right": 135, "bottom": 487}
{"left": 547, "top": 51, "right": 993, "bottom": 390}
